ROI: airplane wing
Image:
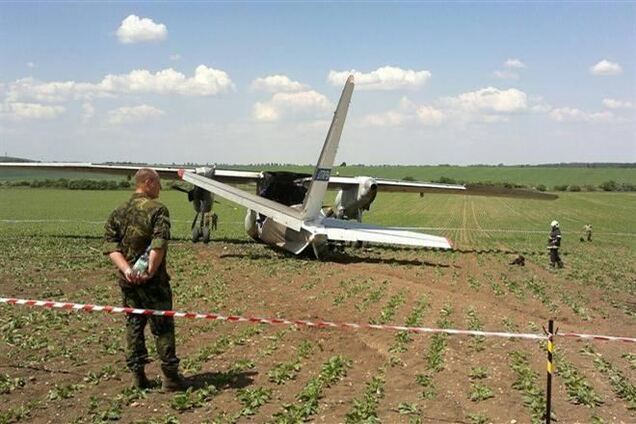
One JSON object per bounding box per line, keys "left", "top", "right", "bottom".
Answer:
{"left": 321, "top": 176, "right": 557, "bottom": 200}
{"left": 179, "top": 170, "right": 304, "bottom": 231}
{"left": 306, "top": 217, "right": 452, "bottom": 249}
{"left": 0, "top": 162, "right": 262, "bottom": 183}
{"left": 326, "top": 176, "right": 466, "bottom": 192}
{"left": 0, "top": 163, "right": 556, "bottom": 199}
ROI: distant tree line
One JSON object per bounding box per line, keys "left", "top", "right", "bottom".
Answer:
{"left": 542, "top": 181, "right": 635, "bottom": 192}
{"left": 0, "top": 178, "right": 131, "bottom": 190}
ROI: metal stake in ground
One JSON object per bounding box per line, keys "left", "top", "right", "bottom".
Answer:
{"left": 544, "top": 320, "right": 555, "bottom": 424}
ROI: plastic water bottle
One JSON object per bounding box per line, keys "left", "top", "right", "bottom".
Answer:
{"left": 132, "top": 245, "right": 152, "bottom": 276}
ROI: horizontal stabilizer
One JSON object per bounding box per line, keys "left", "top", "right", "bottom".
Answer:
{"left": 181, "top": 171, "right": 304, "bottom": 231}
{"left": 306, "top": 218, "right": 452, "bottom": 249}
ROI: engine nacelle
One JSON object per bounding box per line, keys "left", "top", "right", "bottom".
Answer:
{"left": 333, "top": 177, "right": 378, "bottom": 221}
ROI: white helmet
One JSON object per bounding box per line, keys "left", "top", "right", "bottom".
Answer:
{"left": 551, "top": 220, "right": 559, "bottom": 228}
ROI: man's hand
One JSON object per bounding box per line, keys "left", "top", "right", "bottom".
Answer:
{"left": 124, "top": 268, "right": 151, "bottom": 285}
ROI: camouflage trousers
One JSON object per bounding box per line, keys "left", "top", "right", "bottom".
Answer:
{"left": 120, "top": 279, "right": 180, "bottom": 371}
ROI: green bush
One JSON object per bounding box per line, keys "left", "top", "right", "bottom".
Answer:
{"left": 620, "top": 183, "right": 636, "bottom": 192}
{"left": 436, "top": 176, "right": 457, "bottom": 184}
{"left": 568, "top": 185, "right": 581, "bottom": 192}
{"left": 553, "top": 184, "right": 568, "bottom": 191}
{"left": 599, "top": 180, "right": 617, "bottom": 191}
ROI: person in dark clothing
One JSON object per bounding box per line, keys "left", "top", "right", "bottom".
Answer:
{"left": 548, "top": 220, "right": 563, "bottom": 268}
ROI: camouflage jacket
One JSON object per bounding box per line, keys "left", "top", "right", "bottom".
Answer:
{"left": 103, "top": 192, "right": 171, "bottom": 287}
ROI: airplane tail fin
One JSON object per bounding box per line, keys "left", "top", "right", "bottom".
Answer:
{"left": 301, "top": 75, "right": 355, "bottom": 220}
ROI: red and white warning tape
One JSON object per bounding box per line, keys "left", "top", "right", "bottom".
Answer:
{"left": 560, "top": 332, "right": 636, "bottom": 344}
{"left": 1, "top": 297, "right": 634, "bottom": 344}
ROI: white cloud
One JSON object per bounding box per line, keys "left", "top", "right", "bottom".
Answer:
{"left": 328, "top": 66, "right": 432, "bottom": 90}
{"left": 362, "top": 97, "right": 445, "bottom": 127}
{"left": 416, "top": 106, "right": 446, "bottom": 126}
{"left": 116, "top": 15, "right": 167, "bottom": 44}
{"left": 4, "top": 102, "right": 65, "bottom": 120}
{"left": 590, "top": 60, "right": 623, "bottom": 76}
{"left": 530, "top": 103, "right": 552, "bottom": 113}
{"left": 82, "top": 102, "right": 95, "bottom": 121}
{"left": 362, "top": 88, "right": 528, "bottom": 128}
{"left": 170, "top": 54, "right": 181, "bottom": 61}
{"left": 26, "top": 62, "right": 35, "bottom": 69}
{"left": 250, "top": 75, "right": 307, "bottom": 93}
{"left": 99, "top": 65, "right": 234, "bottom": 96}
{"left": 6, "top": 78, "right": 86, "bottom": 103}
{"left": 602, "top": 98, "right": 633, "bottom": 109}
{"left": 107, "top": 104, "right": 165, "bottom": 125}
{"left": 252, "top": 90, "right": 333, "bottom": 122}
{"left": 493, "top": 70, "right": 520, "bottom": 80}
{"left": 445, "top": 87, "right": 528, "bottom": 113}
{"left": 6, "top": 66, "right": 234, "bottom": 103}
{"left": 504, "top": 58, "right": 526, "bottom": 69}
{"left": 252, "top": 103, "right": 280, "bottom": 122}
{"left": 363, "top": 111, "right": 411, "bottom": 127}
{"left": 549, "top": 107, "right": 614, "bottom": 123}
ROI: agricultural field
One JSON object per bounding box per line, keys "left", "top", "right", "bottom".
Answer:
{"left": 0, "top": 186, "right": 634, "bottom": 423}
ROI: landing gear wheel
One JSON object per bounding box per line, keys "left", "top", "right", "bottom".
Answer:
{"left": 202, "top": 227, "right": 211, "bottom": 244}
{"left": 191, "top": 226, "right": 201, "bottom": 243}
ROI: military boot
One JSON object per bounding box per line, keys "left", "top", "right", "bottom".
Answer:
{"left": 161, "top": 364, "right": 187, "bottom": 392}
{"left": 132, "top": 368, "right": 151, "bottom": 389}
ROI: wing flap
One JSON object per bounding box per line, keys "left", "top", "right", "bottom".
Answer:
{"left": 307, "top": 218, "right": 452, "bottom": 249}
{"left": 181, "top": 171, "right": 303, "bottom": 231}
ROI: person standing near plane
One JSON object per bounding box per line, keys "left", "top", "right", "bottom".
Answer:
{"left": 103, "top": 168, "right": 186, "bottom": 391}
{"left": 547, "top": 220, "right": 563, "bottom": 268}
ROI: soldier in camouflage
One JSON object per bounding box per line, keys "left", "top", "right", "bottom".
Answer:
{"left": 103, "top": 168, "right": 186, "bottom": 391}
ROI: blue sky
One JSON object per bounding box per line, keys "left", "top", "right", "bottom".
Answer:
{"left": 0, "top": 2, "right": 634, "bottom": 165}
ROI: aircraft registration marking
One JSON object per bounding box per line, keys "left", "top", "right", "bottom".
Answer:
{"left": 314, "top": 168, "right": 331, "bottom": 181}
